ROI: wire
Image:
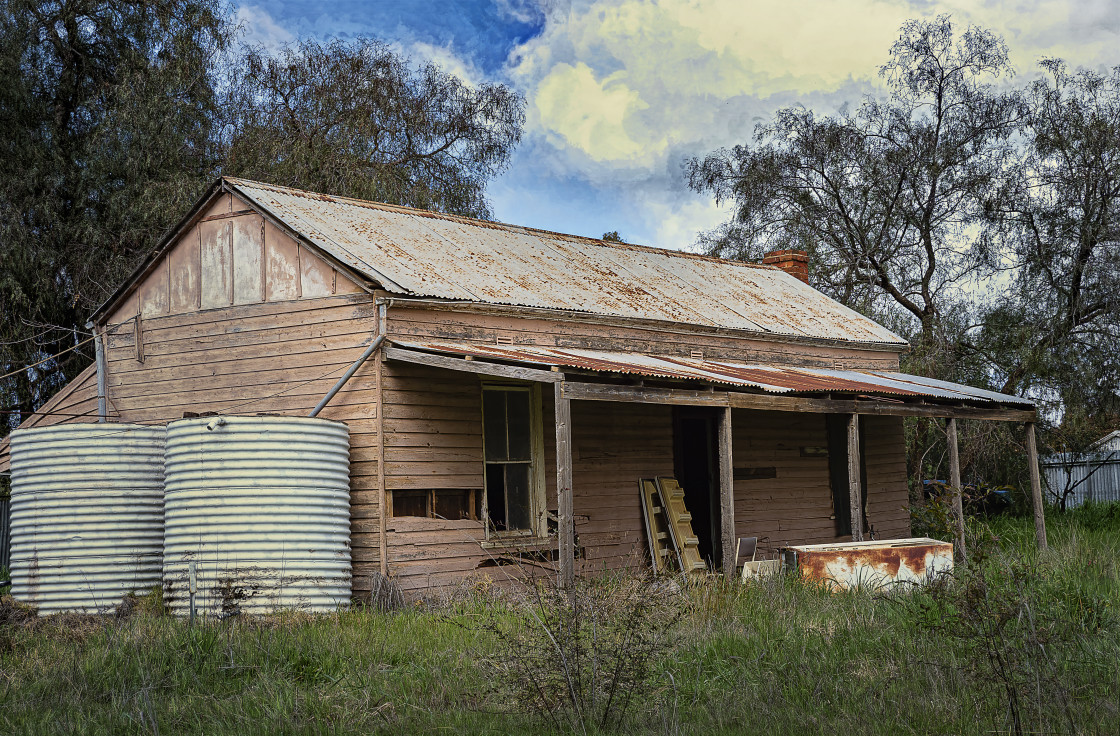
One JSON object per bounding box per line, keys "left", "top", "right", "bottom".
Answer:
{"left": 0, "top": 334, "right": 97, "bottom": 382}
{"left": 216, "top": 361, "right": 351, "bottom": 414}
{"left": 0, "top": 409, "right": 98, "bottom": 419}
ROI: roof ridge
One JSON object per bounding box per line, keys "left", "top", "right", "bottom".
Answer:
{"left": 222, "top": 176, "right": 777, "bottom": 272}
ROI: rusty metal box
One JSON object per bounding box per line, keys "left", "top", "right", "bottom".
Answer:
{"left": 781, "top": 537, "right": 953, "bottom": 591}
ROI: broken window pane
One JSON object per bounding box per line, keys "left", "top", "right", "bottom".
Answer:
{"left": 506, "top": 390, "right": 532, "bottom": 461}
{"left": 504, "top": 463, "right": 532, "bottom": 531}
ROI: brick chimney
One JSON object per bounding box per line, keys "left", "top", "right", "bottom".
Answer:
{"left": 763, "top": 249, "right": 809, "bottom": 283}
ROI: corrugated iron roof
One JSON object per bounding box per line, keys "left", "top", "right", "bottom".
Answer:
{"left": 391, "top": 340, "right": 1033, "bottom": 407}
{"left": 224, "top": 178, "right": 906, "bottom": 346}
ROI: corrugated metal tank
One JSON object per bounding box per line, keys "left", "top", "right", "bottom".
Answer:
{"left": 9, "top": 424, "right": 166, "bottom": 614}
{"left": 163, "top": 416, "right": 351, "bottom": 615}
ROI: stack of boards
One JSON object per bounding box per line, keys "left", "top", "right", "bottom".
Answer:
{"left": 639, "top": 477, "right": 708, "bottom": 575}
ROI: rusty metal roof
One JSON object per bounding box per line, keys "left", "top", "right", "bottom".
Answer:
{"left": 391, "top": 340, "right": 1033, "bottom": 407}
{"left": 225, "top": 178, "right": 906, "bottom": 346}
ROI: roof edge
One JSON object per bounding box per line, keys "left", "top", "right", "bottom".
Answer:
{"left": 222, "top": 176, "right": 781, "bottom": 272}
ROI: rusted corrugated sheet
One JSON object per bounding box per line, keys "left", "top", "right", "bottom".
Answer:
{"left": 224, "top": 178, "right": 906, "bottom": 346}
{"left": 391, "top": 340, "right": 1034, "bottom": 406}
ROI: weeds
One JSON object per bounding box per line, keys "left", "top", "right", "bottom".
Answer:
{"left": 0, "top": 512, "right": 1117, "bottom": 734}
{"left": 481, "top": 572, "right": 683, "bottom": 734}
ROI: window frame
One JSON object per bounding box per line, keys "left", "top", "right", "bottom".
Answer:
{"left": 480, "top": 381, "right": 546, "bottom": 541}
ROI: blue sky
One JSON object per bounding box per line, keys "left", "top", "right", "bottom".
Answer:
{"left": 238, "top": 0, "right": 1120, "bottom": 252}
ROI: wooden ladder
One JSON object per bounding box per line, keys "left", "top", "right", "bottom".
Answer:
{"left": 639, "top": 478, "right": 683, "bottom": 574}
{"left": 656, "top": 477, "right": 708, "bottom": 574}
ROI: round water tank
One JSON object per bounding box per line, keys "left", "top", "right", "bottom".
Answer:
{"left": 9, "top": 424, "right": 166, "bottom": 615}
{"left": 163, "top": 416, "right": 351, "bottom": 616}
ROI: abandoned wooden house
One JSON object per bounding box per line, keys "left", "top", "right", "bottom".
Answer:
{"left": 0, "top": 178, "right": 1047, "bottom": 598}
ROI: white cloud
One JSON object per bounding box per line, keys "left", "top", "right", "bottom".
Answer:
{"left": 408, "top": 41, "right": 488, "bottom": 88}
{"left": 498, "top": 0, "right": 1120, "bottom": 251}
{"left": 235, "top": 4, "right": 295, "bottom": 52}
{"left": 533, "top": 62, "right": 652, "bottom": 161}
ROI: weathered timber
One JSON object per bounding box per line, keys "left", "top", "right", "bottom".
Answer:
{"left": 385, "top": 346, "right": 563, "bottom": 383}
{"left": 555, "top": 382, "right": 575, "bottom": 590}
{"left": 718, "top": 406, "right": 735, "bottom": 576}
{"left": 847, "top": 413, "right": 863, "bottom": 542}
{"left": 385, "top": 304, "right": 902, "bottom": 370}
{"left": 1027, "top": 422, "right": 1048, "bottom": 550}
{"left": 560, "top": 381, "right": 1035, "bottom": 421}
{"left": 947, "top": 417, "right": 967, "bottom": 561}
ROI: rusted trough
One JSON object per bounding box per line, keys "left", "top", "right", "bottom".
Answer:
{"left": 782, "top": 537, "right": 953, "bottom": 591}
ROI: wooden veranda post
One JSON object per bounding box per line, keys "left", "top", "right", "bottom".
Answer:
{"left": 947, "top": 418, "right": 968, "bottom": 561}
{"left": 718, "top": 406, "right": 735, "bottom": 576}
{"left": 555, "top": 383, "right": 575, "bottom": 590}
{"left": 1026, "top": 422, "right": 1048, "bottom": 550}
{"left": 847, "top": 414, "right": 864, "bottom": 541}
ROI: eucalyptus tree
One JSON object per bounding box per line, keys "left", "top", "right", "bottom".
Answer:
{"left": 219, "top": 38, "right": 525, "bottom": 220}
{"left": 980, "top": 61, "right": 1120, "bottom": 411}
{"left": 687, "top": 15, "right": 1020, "bottom": 368}
{"left": 0, "top": 0, "right": 232, "bottom": 422}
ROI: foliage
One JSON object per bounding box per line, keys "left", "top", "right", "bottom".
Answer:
{"left": 686, "top": 15, "right": 1018, "bottom": 354}
{"left": 0, "top": 0, "right": 232, "bottom": 424}
{"left": 220, "top": 38, "right": 524, "bottom": 220}
{"left": 0, "top": 4, "right": 525, "bottom": 431}
{"left": 687, "top": 14, "right": 1120, "bottom": 486}
{"left": 981, "top": 60, "right": 1120, "bottom": 404}
{"left": 481, "top": 574, "right": 682, "bottom": 734}
{"left": 1, "top": 512, "right": 1119, "bottom": 734}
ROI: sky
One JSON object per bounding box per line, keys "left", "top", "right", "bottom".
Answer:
{"left": 236, "top": 0, "right": 1120, "bottom": 253}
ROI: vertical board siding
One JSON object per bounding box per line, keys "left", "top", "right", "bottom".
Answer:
{"left": 168, "top": 225, "right": 202, "bottom": 313}
{"left": 108, "top": 192, "right": 364, "bottom": 326}
{"left": 231, "top": 215, "right": 265, "bottom": 305}
{"left": 200, "top": 219, "right": 233, "bottom": 309}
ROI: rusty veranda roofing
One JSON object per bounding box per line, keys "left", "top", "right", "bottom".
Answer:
{"left": 390, "top": 340, "right": 1034, "bottom": 407}
{"left": 221, "top": 178, "right": 907, "bottom": 347}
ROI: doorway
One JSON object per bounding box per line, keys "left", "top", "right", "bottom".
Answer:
{"left": 672, "top": 407, "right": 721, "bottom": 568}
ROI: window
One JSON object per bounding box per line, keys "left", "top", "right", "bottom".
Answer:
{"left": 391, "top": 489, "right": 479, "bottom": 520}
{"left": 482, "top": 384, "right": 543, "bottom": 536}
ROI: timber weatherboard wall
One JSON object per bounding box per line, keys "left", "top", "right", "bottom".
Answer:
{"left": 378, "top": 360, "right": 910, "bottom": 596}
{"left": 0, "top": 180, "right": 925, "bottom": 600}
{"left": 0, "top": 365, "right": 99, "bottom": 472}
{"left": 97, "top": 293, "right": 386, "bottom": 587}
{"left": 384, "top": 304, "right": 904, "bottom": 371}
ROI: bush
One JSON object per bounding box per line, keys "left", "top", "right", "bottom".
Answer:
{"left": 481, "top": 573, "right": 683, "bottom": 733}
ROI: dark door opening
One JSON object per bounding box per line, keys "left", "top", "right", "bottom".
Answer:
{"left": 673, "top": 407, "right": 721, "bottom": 569}
{"left": 825, "top": 415, "right": 869, "bottom": 538}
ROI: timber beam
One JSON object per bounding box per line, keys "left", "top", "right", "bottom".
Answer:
{"left": 560, "top": 381, "right": 1035, "bottom": 422}
{"left": 384, "top": 346, "right": 564, "bottom": 383}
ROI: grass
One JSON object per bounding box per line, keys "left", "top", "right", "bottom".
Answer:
{"left": 1, "top": 508, "right": 1119, "bottom": 735}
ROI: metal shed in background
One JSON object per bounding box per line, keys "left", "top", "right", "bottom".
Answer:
{"left": 1042, "top": 450, "right": 1120, "bottom": 508}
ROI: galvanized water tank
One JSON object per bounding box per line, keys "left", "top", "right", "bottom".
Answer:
{"left": 9, "top": 424, "right": 166, "bottom": 614}
{"left": 163, "top": 416, "right": 351, "bottom": 615}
